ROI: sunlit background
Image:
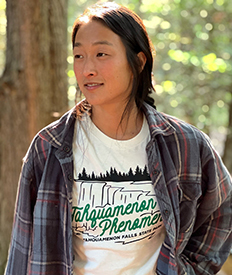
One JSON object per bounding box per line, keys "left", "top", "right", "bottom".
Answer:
{"left": 65, "top": 0, "right": 231, "bottom": 158}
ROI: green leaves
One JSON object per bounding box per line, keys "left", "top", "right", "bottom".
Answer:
{"left": 67, "top": 0, "right": 232, "bottom": 153}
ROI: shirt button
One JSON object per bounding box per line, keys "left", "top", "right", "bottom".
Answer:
{"left": 63, "top": 145, "right": 70, "bottom": 153}
{"left": 163, "top": 209, "right": 169, "bottom": 217}
{"left": 68, "top": 174, "right": 73, "bottom": 181}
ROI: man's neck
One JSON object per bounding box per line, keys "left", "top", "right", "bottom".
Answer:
{"left": 91, "top": 103, "right": 143, "bottom": 140}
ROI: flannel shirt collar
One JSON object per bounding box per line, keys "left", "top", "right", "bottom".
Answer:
{"left": 142, "top": 102, "right": 176, "bottom": 139}
{"left": 38, "top": 105, "right": 77, "bottom": 149}
{"left": 38, "top": 100, "right": 176, "bottom": 148}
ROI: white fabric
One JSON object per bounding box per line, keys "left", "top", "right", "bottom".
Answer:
{"left": 72, "top": 114, "right": 166, "bottom": 275}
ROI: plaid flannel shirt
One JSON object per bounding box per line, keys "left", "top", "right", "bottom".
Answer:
{"left": 5, "top": 100, "right": 232, "bottom": 275}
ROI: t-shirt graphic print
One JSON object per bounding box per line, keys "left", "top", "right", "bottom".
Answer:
{"left": 72, "top": 114, "right": 166, "bottom": 275}
{"left": 72, "top": 166, "right": 162, "bottom": 243}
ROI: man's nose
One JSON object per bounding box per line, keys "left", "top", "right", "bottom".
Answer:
{"left": 83, "top": 58, "right": 97, "bottom": 77}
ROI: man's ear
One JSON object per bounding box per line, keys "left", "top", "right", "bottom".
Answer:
{"left": 137, "top": 52, "right": 147, "bottom": 72}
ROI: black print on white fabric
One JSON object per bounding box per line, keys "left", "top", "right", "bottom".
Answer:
{"left": 72, "top": 179, "right": 163, "bottom": 244}
{"left": 76, "top": 165, "right": 150, "bottom": 182}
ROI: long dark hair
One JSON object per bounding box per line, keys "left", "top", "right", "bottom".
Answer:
{"left": 72, "top": 1, "right": 156, "bottom": 112}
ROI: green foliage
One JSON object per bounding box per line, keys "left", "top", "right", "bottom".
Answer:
{"left": 0, "top": 0, "right": 6, "bottom": 76}
{"left": 139, "top": 0, "right": 232, "bottom": 138}
{"left": 67, "top": 0, "right": 232, "bottom": 148}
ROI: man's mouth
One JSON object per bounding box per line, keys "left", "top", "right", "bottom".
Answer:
{"left": 84, "top": 83, "right": 103, "bottom": 89}
{"left": 85, "top": 83, "right": 101, "bottom": 87}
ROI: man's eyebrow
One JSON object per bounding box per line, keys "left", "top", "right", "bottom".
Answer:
{"left": 73, "top": 40, "right": 113, "bottom": 48}
{"left": 93, "top": 40, "right": 113, "bottom": 46}
{"left": 73, "top": 42, "right": 81, "bottom": 48}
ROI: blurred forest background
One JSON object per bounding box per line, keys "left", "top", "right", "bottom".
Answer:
{"left": 0, "top": 0, "right": 231, "bottom": 274}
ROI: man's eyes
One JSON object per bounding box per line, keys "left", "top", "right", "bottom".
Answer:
{"left": 97, "top": 53, "right": 107, "bottom": 57}
{"left": 74, "top": 54, "right": 83, "bottom": 59}
{"left": 73, "top": 52, "right": 109, "bottom": 59}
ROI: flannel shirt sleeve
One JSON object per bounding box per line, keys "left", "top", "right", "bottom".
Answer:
{"left": 179, "top": 136, "right": 232, "bottom": 274}
{"left": 4, "top": 137, "right": 46, "bottom": 275}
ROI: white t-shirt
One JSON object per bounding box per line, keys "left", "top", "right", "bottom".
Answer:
{"left": 72, "top": 114, "right": 166, "bottom": 275}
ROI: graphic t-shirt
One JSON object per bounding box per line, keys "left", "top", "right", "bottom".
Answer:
{"left": 72, "top": 114, "right": 166, "bottom": 275}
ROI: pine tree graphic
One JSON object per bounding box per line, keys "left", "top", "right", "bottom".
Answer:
{"left": 77, "top": 165, "right": 150, "bottom": 182}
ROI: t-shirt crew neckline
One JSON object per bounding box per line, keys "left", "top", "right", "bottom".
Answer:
{"left": 88, "top": 115, "right": 150, "bottom": 149}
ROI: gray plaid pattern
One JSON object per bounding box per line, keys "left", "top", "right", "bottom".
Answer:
{"left": 5, "top": 101, "right": 232, "bottom": 275}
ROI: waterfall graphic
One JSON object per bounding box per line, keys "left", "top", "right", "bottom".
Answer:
{"left": 77, "top": 180, "right": 155, "bottom": 208}
{"left": 72, "top": 166, "right": 163, "bottom": 244}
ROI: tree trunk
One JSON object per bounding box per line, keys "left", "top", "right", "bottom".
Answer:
{"left": 0, "top": 0, "right": 68, "bottom": 273}
{"left": 222, "top": 90, "right": 232, "bottom": 175}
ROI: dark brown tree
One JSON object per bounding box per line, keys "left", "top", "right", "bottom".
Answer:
{"left": 0, "top": 0, "right": 68, "bottom": 273}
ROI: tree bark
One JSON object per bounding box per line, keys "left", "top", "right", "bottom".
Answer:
{"left": 0, "top": 0, "right": 68, "bottom": 273}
